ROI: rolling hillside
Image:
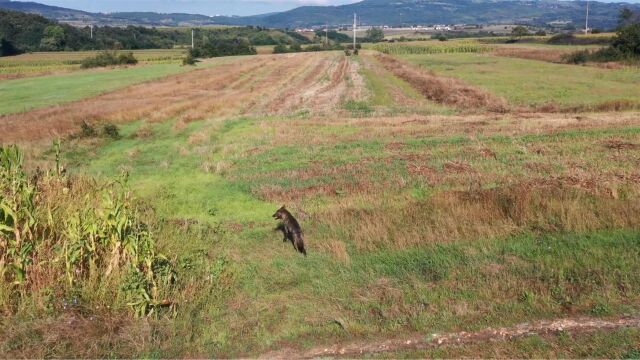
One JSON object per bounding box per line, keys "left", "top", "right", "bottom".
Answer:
{"left": 1, "top": 0, "right": 639, "bottom": 28}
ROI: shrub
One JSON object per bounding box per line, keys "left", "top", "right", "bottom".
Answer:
{"left": 610, "top": 23, "right": 640, "bottom": 57}
{"left": 80, "top": 121, "right": 97, "bottom": 137}
{"left": 548, "top": 33, "right": 577, "bottom": 45}
{"left": 273, "top": 44, "right": 289, "bottom": 54}
{"left": 182, "top": 53, "right": 198, "bottom": 66}
{"left": 562, "top": 49, "right": 591, "bottom": 64}
{"left": 81, "top": 51, "right": 138, "bottom": 69}
{"left": 432, "top": 34, "right": 448, "bottom": 41}
{"left": 511, "top": 25, "right": 530, "bottom": 38}
{"left": 103, "top": 124, "right": 120, "bottom": 139}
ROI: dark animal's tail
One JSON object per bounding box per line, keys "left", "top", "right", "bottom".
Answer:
{"left": 296, "top": 237, "right": 307, "bottom": 257}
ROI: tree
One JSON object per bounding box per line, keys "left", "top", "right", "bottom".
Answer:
{"left": 0, "top": 38, "right": 19, "bottom": 56}
{"left": 611, "top": 23, "right": 640, "bottom": 57}
{"left": 40, "top": 25, "right": 65, "bottom": 50}
{"left": 366, "top": 27, "right": 385, "bottom": 42}
{"left": 619, "top": 8, "right": 640, "bottom": 28}
{"left": 511, "top": 26, "right": 530, "bottom": 39}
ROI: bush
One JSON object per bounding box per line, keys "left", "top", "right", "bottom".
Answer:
{"left": 273, "top": 44, "right": 289, "bottom": 54}
{"left": 562, "top": 49, "right": 591, "bottom": 64}
{"left": 190, "top": 38, "right": 256, "bottom": 59}
{"left": 611, "top": 23, "right": 640, "bottom": 57}
{"left": 81, "top": 50, "right": 138, "bottom": 69}
{"left": 548, "top": 33, "right": 577, "bottom": 45}
{"left": 103, "top": 124, "right": 120, "bottom": 139}
{"left": 182, "top": 53, "right": 198, "bottom": 66}
{"left": 80, "top": 121, "right": 97, "bottom": 137}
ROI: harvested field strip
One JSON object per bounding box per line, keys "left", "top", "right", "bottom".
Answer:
{"left": 0, "top": 53, "right": 351, "bottom": 143}
{"left": 262, "top": 315, "right": 640, "bottom": 359}
{"left": 491, "top": 46, "right": 575, "bottom": 63}
{"left": 375, "top": 54, "right": 508, "bottom": 112}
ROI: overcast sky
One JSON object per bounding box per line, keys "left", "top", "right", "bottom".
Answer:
{"left": 15, "top": 0, "right": 360, "bottom": 16}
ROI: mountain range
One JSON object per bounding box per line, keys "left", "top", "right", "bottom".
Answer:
{"left": 1, "top": 0, "right": 639, "bottom": 29}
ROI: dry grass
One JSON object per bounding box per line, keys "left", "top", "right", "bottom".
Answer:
{"left": 221, "top": 110, "right": 640, "bottom": 254}
{"left": 375, "top": 53, "right": 508, "bottom": 112}
{"left": 316, "top": 184, "right": 640, "bottom": 251}
{"left": 492, "top": 46, "right": 572, "bottom": 63}
{"left": 0, "top": 52, "right": 365, "bottom": 144}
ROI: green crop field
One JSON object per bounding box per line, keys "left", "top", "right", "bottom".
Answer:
{"left": 2, "top": 42, "right": 640, "bottom": 358}
{"left": 400, "top": 52, "right": 640, "bottom": 108}
{"left": 0, "top": 64, "right": 188, "bottom": 115}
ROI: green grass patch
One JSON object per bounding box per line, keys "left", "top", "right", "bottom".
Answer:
{"left": 0, "top": 64, "right": 189, "bottom": 115}
{"left": 401, "top": 52, "right": 640, "bottom": 107}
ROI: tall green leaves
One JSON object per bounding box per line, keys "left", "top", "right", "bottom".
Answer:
{"left": 0, "top": 145, "right": 175, "bottom": 316}
{"left": 0, "top": 145, "right": 36, "bottom": 285}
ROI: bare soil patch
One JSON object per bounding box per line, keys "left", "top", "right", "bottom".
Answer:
{"left": 261, "top": 315, "right": 640, "bottom": 359}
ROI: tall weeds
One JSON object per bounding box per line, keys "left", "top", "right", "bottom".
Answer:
{"left": 0, "top": 144, "right": 175, "bottom": 317}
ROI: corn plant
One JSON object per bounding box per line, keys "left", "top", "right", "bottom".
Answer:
{"left": 0, "top": 145, "right": 176, "bottom": 317}
{"left": 0, "top": 145, "right": 37, "bottom": 285}
{"left": 370, "top": 41, "right": 494, "bottom": 55}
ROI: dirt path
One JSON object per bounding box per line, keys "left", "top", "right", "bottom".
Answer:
{"left": 261, "top": 315, "right": 640, "bottom": 359}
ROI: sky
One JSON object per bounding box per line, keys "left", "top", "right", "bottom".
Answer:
{"left": 14, "top": 0, "right": 360, "bottom": 16}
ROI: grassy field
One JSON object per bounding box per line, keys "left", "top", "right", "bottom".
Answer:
{"left": 400, "top": 52, "right": 640, "bottom": 108}
{"left": 0, "top": 63, "right": 191, "bottom": 115}
{"left": 2, "top": 48, "right": 640, "bottom": 357}
{"left": 0, "top": 49, "right": 187, "bottom": 79}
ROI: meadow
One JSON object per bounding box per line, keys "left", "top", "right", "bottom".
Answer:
{"left": 1, "top": 39, "right": 640, "bottom": 358}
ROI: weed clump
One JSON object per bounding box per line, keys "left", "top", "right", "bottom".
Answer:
{"left": 103, "top": 123, "right": 120, "bottom": 139}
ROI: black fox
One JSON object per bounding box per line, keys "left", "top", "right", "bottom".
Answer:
{"left": 273, "top": 205, "right": 307, "bottom": 256}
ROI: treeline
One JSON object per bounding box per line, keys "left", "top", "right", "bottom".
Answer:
{"left": 0, "top": 9, "right": 311, "bottom": 56}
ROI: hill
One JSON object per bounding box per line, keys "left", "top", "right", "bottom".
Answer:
{"left": 1, "top": 0, "right": 639, "bottom": 29}
{"left": 0, "top": 0, "right": 220, "bottom": 26}
{"left": 0, "top": 9, "right": 310, "bottom": 56}
{"left": 230, "top": 0, "right": 640, "bottom": 29}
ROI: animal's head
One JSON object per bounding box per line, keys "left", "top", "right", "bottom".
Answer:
{"left": 272, "top": 205, "right": 287, "bottom": 220}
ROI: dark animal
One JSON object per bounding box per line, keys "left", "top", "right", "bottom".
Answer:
{"left": 273, "top": 205, "right": 307, "bottom": 256}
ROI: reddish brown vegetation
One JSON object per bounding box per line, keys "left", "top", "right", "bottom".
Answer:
{"left": 492, "top": 46, "right": 570, "bottom": 63}
{"left": 375, "top": 53, "right": 509, "bottom": 112}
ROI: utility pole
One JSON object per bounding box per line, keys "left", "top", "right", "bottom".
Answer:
{"left": 90, "top": 25, "right": 93, "bottom": 39}
{"left": 325, "top": 23, "right": 329, "bottom": 47}
{"left": 192, "top": 29, "right": 195, "bottom": 49}
{"left": 353, "top": 13, "right": 357, "bottom": 53}
{"left": 585, "top": 0, "right": 590, "bottom": 34}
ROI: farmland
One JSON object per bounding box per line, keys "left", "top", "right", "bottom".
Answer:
{"left": 1, "top": 38, "right": 640, "bottom": 358}
{"left": 0, "top": 49, "right": 187, "bottom": 80}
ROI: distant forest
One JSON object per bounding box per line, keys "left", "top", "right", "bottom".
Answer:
{"left": 0, "top": 9, "right": 311, "bottom": 56}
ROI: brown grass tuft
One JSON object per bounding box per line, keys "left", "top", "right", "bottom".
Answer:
{"left": 375, "top": 53, "right": 509, "bottom": 113}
